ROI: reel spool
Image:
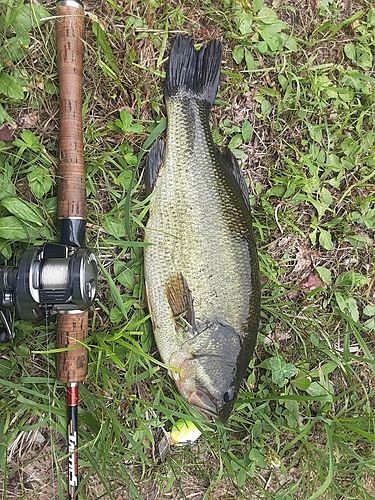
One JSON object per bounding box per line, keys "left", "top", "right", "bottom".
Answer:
{"left": 0, "top": 243, "right": 97, "bottom": 342}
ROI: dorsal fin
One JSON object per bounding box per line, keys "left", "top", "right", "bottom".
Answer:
{"left": 218, "top": 147, "right": 251, "bottom": 211}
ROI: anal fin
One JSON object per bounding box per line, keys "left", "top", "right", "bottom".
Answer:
{"left": 145, "top": 139, "right": 165, "bottom": 195}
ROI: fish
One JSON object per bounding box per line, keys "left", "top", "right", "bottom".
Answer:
{"left": 144, "top": 34, "right": 260, "bottom": 422}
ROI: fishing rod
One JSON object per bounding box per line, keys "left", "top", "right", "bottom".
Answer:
{"left": 0, "top": 0, "right": 97, "bottom": 497}
{"left": 55, "top": 1, "right": 95, "bottom": 498}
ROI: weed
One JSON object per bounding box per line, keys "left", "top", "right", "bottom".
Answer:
{"left": 0, "top": 0, "right": 374, "bottom": 499}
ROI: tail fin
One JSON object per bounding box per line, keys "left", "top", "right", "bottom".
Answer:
{"left": 164, "top": 34, "right": 222, "bottom": 107}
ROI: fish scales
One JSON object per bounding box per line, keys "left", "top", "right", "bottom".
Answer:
{"left": 144, "top": 35, "right": 260, "bottom": 422}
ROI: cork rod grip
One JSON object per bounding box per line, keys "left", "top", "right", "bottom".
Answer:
{"left": 56, "top": 1, "right": 88, "bottom": 384}
{"left": 56, "top": 3, "right": 86, "bottom": 220}
{"left": 57, "top": 312, "right": 88, "bottom": 383}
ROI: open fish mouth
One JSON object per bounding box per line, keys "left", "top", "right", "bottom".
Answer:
{"left": 187, "top": 388, "right": 220, "bottom": 421}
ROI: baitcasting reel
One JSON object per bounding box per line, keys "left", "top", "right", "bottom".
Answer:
{"left": 0, "top": 243, "right": 97, "bottom": 343}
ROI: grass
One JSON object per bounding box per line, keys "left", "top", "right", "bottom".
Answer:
{"left": 1, "top": 0, "right": 375, "bottom": 498}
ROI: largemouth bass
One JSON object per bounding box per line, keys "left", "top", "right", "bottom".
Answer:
{"left": 144, "top": 34, "right": 260, "bottom": 422}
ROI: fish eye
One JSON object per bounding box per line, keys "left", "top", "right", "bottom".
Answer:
{"left": 223, "top": 389, "right": 234, "bottom": 403}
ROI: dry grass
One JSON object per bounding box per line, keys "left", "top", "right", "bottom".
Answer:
{"left": 1, "top": 0, "right": 374, "bottom": 498}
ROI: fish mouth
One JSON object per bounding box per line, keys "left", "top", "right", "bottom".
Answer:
{"left": 187, "top": 388, "right": 220, "bottom": 421}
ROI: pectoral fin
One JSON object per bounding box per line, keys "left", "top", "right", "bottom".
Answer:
{"left": 165, "top": 273, "right": 195, "bottom": 330}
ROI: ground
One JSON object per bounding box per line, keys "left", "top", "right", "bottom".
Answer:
{"left": 0, "top": 0, "right": 374, "bottom": 499}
